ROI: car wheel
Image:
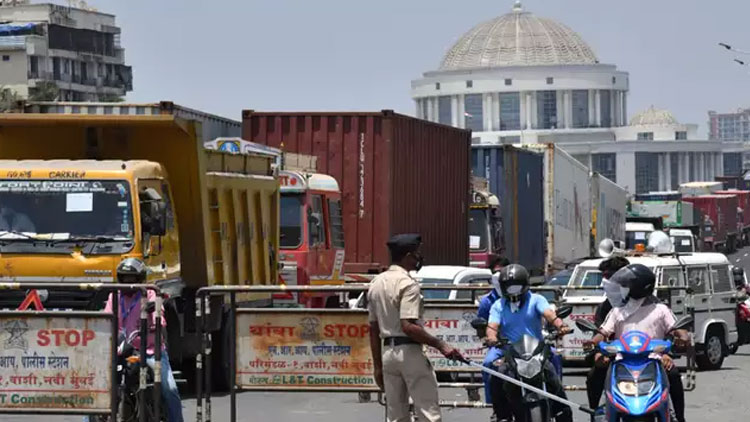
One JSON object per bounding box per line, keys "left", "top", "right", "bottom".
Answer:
{"left": 696, "top": 328, "right": 725, "bottom": 370}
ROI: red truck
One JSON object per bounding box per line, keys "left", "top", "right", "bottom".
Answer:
{"left": 683, "top": 195, "right": 739, "bottom": 253}
{"left": 716, "top": 189, "right": 750, "bottom": 247}
{"left": 242, "top": 110, "right": 471, "bottom": 276}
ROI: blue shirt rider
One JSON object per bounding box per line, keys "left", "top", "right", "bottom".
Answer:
{"left": 477, "top": 256, "right": 508, "bottom": 409}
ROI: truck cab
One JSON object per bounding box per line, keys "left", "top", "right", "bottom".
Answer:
{"left": 278, "top": 170, "right": 345, "bottom": 308}
{"left": 669, "top": 228, "right": 696, "bottom": 253}
{"left": 469, "top": 179, "right": 501, "bottom": 268}
{"left": 625, "top": 222, "right": 655, "bottom": 250}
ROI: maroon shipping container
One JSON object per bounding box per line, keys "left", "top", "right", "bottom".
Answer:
{"left": 683, "top": 194, "right": 739, "bottom": 250}
{"left": 243, "top": 110, "right": 471, "bottom": 273}
{"left": 716, "top": 190, "right": 750, "bottom": 228}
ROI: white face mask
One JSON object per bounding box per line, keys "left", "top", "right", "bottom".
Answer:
{"left": 602, "top": 279, "right": 629, "bottom": 308}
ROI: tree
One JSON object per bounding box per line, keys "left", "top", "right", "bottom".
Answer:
{"left": 0, "top": 86, "right": 21, "bottom": 113}
{"left": 27, "top": 81, "right": 59, "bottom": 102}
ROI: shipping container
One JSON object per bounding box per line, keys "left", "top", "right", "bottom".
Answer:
{"left": 519, "top": 144, "right": 591, "bottom": 273}
{"left": 21, "top": 101, "right": 241, "bottom": 145}
{"left": 679, "top": 181, "right": 722, "bottom": 197}
{"left": 631, "top": 192, "right": 697, "bottom": 227}
{"left": 591, "top": 172, "right": 627, "bottom": 249}
{"left": 716, "top": 174, "right": 750, "bottom": 191}
{"left": 243, "top": 110, "right": 471, "bottom": 273}
{"left": 683, "top": 195, "right": 739, "bottom": 252}
{"left": 472, "top": 145, "right": 545, "bottom": 274}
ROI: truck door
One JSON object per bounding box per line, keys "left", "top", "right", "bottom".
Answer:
{"left": 137, "top": 179, "right": 180, "bottom": 285}
{"left": 326, "top": 197, "right": 346, "bottom": 282}
{"left": 709, "top": 264, "right": 739, "bottom": 345}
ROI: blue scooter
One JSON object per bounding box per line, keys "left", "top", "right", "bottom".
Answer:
{"left": 576, "top": 316, "right": 693, "bottom": 422}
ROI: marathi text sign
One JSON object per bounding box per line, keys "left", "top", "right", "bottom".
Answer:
{"left": 236, "top": 310, "right": 377, "bottom": 390}
{"left": 0, "top": 313, "right": 112, "bottom": 412}
{"left": 422, "top": 306, "right": 482, "bottom": 371}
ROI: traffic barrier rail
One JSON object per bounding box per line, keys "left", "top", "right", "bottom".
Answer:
{"left": 0, "top": 282, "right": 163, "bottom": 422}
{"left": 194, "top": 284, "right": 589, "bottom": 421}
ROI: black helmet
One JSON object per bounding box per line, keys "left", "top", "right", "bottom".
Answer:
{"left": 117, "top": 258, "right": 148, "bottom": 283}
{"left": 733, "top": 266, "right": 746, "bottom": 286}
{"left": 498, "top": 264, "right": 530, "bottom": 302}
{"left": 610, "top": 263, "right": 655, "bottom": 300}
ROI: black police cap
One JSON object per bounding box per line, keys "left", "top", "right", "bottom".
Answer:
{"left": 387, "top": 234, "right": 422, "bottom": 253}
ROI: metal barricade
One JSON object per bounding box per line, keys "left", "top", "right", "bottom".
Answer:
{"left": 0, "top": 282, "right": 163, "bottom": 422}
{"left": 194, "top": 284, "right": 583, "bottom": 421}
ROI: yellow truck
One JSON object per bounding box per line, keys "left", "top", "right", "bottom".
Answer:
{"left": 0, "top": 106, "right": 280, "bottom": 384}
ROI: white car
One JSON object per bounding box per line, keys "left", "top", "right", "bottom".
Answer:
{"left": 349, "top": 265, "right": 492, "bottom": 308}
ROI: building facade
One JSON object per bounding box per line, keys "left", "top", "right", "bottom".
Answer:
{"left": 411, "top": 1, "right": 745, "bottom": 194}
{"left": 0, "top": 1, "right": 132, "bottom": 101}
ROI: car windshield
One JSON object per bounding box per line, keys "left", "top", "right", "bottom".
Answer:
{"left": 0, "top": 179, "right": 133, "bottom": 242}
{"left": 566, "top": 267, "right": 604, "bottom": 297}
{"left": 280, "top": 194, "right": 303, "bottom": 248}
{"left": 626, "top": 230, "right": 651, "bottom": 249}
{"left": 418, "top": 277, "right": 454, "bottom": 300}
{"left": 469, "top": 208, "right": 488, "bottom": 251}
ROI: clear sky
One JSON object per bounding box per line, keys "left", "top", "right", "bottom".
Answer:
{"left": 73, "top": 0, "right": 750, "bottom": 132}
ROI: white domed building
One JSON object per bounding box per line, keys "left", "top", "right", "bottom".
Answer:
{"left": 411, "top": 1, "right": 745, "bottom": 194}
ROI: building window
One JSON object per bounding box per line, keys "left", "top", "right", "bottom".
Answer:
{"left": 571, "top": 90, "right": 589, "bottom": 128}
{"left": 675, "top": 131, "right": 688, "bottom": 140}
{"left": 689, "top": 153, "right": 695, "bottom": 181}
{"left": 670, "top": 154, "right": 679, "bottom": 190}
{"left": 499, "top": 92, "right": 521, "bottom": 131}
{"left": 600, "top": 90, "right": 612, "bottom": 127}
{"left": 592, "top": 153, "right": 617, "bottom": 183}
{"left": 87, "top": 106, "right": 97, "bottom": 114}
{"left": 637, "top": 132, "right": 654, "bottom": 141}
{"left": 724, "top": 152, "right": 743, "bottom": 177}
{"left": 466, "top": 80, "right": 473, "bottom": 88}
{"left": 536, "top": 91, "right": 558, "bottom": 129}
{"left": 504, "top": 78, "right": 512, "bottom": 86}
{"left": 420, "top": 99, "right": 428, "bottom": 120}
{"left": 2, "top": 55, "right": 9, "bottom": 62}
{"left": 612, "top": 76, "right": 616, "bottom": 84}
{"left": 546, "top": 77, "right": 554, "bottom": 85}
{"left": 435, "top": 82, "right": 441, "bottom": 90}
{"left": 438, "top": 96, "right": 452, "bottom": 125}
{"left": 635, "top": 152, "right": 660, "bottom": 194}
{"left": 464, "top": 94, "right": 483, "bottom": 132}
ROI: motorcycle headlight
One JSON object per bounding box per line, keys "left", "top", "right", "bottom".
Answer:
{"left": 515, "top": 355, "right": 543, "bottom": 379}
{"left": 617, "top": 380, "right": 655, "bottom": 396}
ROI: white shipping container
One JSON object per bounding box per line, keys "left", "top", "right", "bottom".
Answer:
{"left": 521, "top": 144, "right": 591, "bottom": 273}
{"left": 591, "top": 173, "right": 627, "bottom": 247}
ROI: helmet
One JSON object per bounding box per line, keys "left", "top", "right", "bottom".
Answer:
{"left": 117, "top": 258, "right": 148, "bottom": 283}
{"left": 498, "top": 264, "right": 530, "bottom": 302}
{"left": 609, "top": 264, "right": 655, "bottom": 300}
{"left": 732, "top": 266, "right": 746, "bottom": 286}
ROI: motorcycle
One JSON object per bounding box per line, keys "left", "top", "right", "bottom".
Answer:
{"left": 576, "top": 316, "right": 693, "bottom": 422}
{"left": 471, "top": 306, "right": 573, "bottom": 422}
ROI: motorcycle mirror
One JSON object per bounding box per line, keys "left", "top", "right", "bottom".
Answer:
{"left": 471, "top": 317, "right": 488, "bottom": 330}
{"left": 555, "top": 306, "right": 573, "bottom": 320}
{"left": 672, "top": 315, "right": 693, "bottom": 331}
{"left": 576, "top": 319, "right": 599, "bottom": 333}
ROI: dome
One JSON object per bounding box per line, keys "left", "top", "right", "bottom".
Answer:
{"left": 440, "top": 1, "right": 599, "bottom": 70}
{"left": 629, "top": 106, "right": 679, "bottom": 126}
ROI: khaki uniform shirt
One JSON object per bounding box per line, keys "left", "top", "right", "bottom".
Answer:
{"left": 367, "top": 265, "right": 424, "bottom": 338}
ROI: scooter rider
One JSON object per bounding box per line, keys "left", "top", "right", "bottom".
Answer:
{"left": 585, "top": 264, "right": 689, "bottom": 422}
{"left": 486, "top": 264, "right": 573, "bottom": 422}
{"left": 478, "top": 256, "right": 509, "bottom": 420}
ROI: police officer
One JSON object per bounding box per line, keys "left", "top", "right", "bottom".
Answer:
{"left": 368, "top": 234, "right": 464, "bottom": 422}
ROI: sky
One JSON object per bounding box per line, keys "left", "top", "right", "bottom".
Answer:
{"left": 56, "top": 0, "right": 750, "bottom": 133}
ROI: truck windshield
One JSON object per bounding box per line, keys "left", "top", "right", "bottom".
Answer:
{"left": 469, "top": 208, "right": 488, "bottom": 251}
{"left": 281, "top": 194, "right": 303, "bottom": 248}
{"left": 0, "top": 179, "right": 133, "bottom": 240}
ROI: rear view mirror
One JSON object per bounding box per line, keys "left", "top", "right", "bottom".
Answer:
{"left": 576, "top": 319, "right": 599, "bottom": 333}
{"left": 555, "top": 306, "right": 573, "bottom": 320}
{"left": 672, "top": 315, "right": 693, "bottom": 331}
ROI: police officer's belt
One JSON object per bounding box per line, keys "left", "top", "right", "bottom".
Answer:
{"left": 383, "top": 337, "right": 419, "bottom": 347}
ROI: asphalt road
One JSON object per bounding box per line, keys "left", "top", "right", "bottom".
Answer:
{"left": 5, "top": 249, "right": 750, "bottom": 422}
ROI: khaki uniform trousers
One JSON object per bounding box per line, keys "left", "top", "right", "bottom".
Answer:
{"left": 382, "top": 343, "right": 441, "bottom": 422}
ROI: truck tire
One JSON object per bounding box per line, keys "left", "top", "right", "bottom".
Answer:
{"left": 696, "top": 327, "right": 725, "bottom": 371}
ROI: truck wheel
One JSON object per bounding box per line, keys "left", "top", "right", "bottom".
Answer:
{"left": 696, "top": 328, "right": 725, "bottom": 371}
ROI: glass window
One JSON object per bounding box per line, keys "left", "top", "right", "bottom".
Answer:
{"left": 457, "top": 276, "right": 492, "bottom": 301}
{"left": 571, "top": 90, "right": 589, "bottom": 128}
{"left": 466, "top": 80, "right": 473, "bottom": 88}
{"left": 566, "top": 267, "right": 603, "bottom": 297}
{"left": 687, "top": 267, "right": 710, "bottom": 295}
{"left": 499, "top": 92, "right": 521, "bottom": 130}
{"left": 536, "top": 91, "right": 557, "bottom": 129}
{"left": 464, "top": 94, "right": 483, "bottom": 132}
{"left": 689, "top": 153, "right": 695, "bottom": 181}
{"left": 546, "top": 77, "right": 554, "bottom": 85}
{"left": 435, "top": 82, "right": 441, "bottom": 90}
{"left": 469, "top": 208, "right": 488, "bottom": 251}
{"left": 280, "top": 194, "right": 303, "bottom": 248}
{"left": 419, "top": 278, "right": 453, "bottom": 300}
{"left": 600, "top": 90, "right": 612, "bottom": 127}
{"left": 637, "top": 132, "right": 654, "bottom": 141}
{"left": 438, "top": 96, "right": 452, "bottom": 125}
{"left": 675, "top": 131, "right": 687, "bottom": 140}
{"left": 328, "top": 199, "right": 345, "bottom": 248}
{"left": 659, "top": 267, "right": 685, "bottom": 300}
{"left": 710, "top": 265, "right": 733, "bottom": 293}
{"left": 723, "top": 153, "right": 743, "bottom": 177}
{"left": 670, "top": 154, "right": 679, "bottom": 190}
{"left": 309, "top": 194, "right": 327, "bottom": 247}
{"left": 504, "top": 79, "right": 512, "bottom": 86}
{"left": 592, "top": 153, "right": 617, "bottom": 183}
{"left": 635, "top": 152, "right": 659, "bottom": 194}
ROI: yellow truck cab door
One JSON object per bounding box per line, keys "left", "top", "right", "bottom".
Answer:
{"left": 137, "top": 179, "right": 180, "bottom": 287}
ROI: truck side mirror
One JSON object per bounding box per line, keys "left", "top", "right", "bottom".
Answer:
{"left": 308, "top": 212, "right": 322, "bottom": 243}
